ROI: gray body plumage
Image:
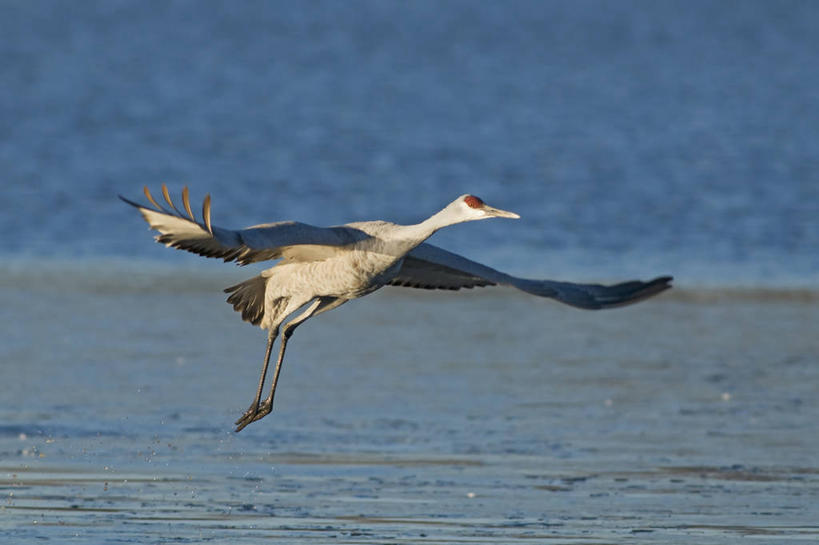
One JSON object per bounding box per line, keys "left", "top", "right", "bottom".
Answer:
{"left": 227, "top": 220, "right": 411, "bottom": 330}
{"left": 122, "top": 185, "right": 672, "bottom": 431}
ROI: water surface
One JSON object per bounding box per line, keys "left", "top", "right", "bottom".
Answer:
{"left": 2, "top": 264, "right": 818, "bottom": 543}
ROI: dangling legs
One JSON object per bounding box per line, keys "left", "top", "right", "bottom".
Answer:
{"left": 235, "top": 297, "right": 346, "bottom": 432}
{"left": 235, "top": 327, "right": 278, "bottom": 428}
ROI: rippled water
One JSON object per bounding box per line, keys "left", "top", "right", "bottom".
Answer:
{"left": 2, "top": 264, "right": 818, "bottom": 542}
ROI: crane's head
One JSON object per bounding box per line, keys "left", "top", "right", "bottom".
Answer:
{"left": 452, "top": 194, "right": 520, "bottom": 221}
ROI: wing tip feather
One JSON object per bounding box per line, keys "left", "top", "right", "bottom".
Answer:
{"left": 203, "top": 193, "right": 213, "bottom": 234}
{"left": 181, "top": 186, "right": 195, "bottom": 221}
{"left": 143, "top": 185, "right": 165, "bottom": 211}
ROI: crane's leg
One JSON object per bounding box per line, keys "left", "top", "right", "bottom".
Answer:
{"left": 234, "top": 297, "right": 346, "bottom": 431}
{"left": 234, "top": 326, "right": 278, "bottom": 428}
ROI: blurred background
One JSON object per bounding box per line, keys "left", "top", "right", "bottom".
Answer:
{"left": 1, "top": 0, "right": 817, "bottom": 286}
{"left": 3, "top": 2, "right": 819, "bottom": 542}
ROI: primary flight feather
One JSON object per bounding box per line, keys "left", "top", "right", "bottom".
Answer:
{"left": 122, "top": 185, "right": 672, "bottom": 431}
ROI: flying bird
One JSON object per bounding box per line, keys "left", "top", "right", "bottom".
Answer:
{"left": 122, "top": 185, "right": 672, "bottom": 431}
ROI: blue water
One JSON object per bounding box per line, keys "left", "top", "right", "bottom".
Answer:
{"left": 1, "top": 0, "right": 817, "bottom": 285}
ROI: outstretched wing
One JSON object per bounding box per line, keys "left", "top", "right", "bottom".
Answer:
{"left": 390, "top": 243, "right": 672, "bottom": 309}
{"left": 120, "top": 184, "right": 370, "bottom": 265}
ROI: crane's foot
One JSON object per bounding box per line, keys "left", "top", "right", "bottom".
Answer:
{"left": 234, "top": 400, "right": 273, "bottom": 432}
{"left": 234, "top": 405, "right": 258, "bottom": 432}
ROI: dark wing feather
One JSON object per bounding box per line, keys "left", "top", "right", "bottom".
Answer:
{"left": 121, "top": 184, "right": 369, "bottom": 265}
{"left": 390, "top": 255, "right": 496, "bottom": 290}
{"left": 390, "top": 243, "right": 672, "bottom": 309}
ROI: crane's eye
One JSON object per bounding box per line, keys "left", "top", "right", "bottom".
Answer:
{"left": 464, "top": 195, "right": 484, "bottom": 209}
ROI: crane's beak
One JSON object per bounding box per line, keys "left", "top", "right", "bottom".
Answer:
{"left": 483, "top": 204, "right": 520, "bottom": 219}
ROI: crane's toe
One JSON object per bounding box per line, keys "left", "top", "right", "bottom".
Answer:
{"left": 235, "top": 405, "right": 259, "bottom": 432}
{"left": 234, "top": 401, "right": 273, "bottom": 432}
{"left": 251, "top": 400, "right": 273, "bottom": 422}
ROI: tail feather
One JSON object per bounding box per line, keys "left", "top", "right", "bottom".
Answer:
{"left": 224, "top": 275, "right": 267, "bottom": 326}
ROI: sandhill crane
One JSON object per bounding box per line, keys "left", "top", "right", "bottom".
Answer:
{"left": 122, "top": 185, "right": 672, "bottom": 431}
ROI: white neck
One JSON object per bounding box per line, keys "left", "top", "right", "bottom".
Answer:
{"left": 392, "top": 205, "right": 467, "bottom": 250}
{"left": 413, "top": 208, "right": 457, "bottom": 236}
